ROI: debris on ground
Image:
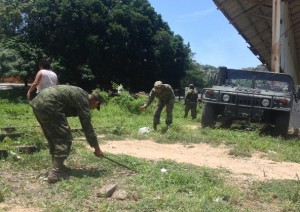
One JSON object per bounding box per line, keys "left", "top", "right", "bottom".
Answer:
{"left": 97, "top": 184, "right": 118, "bottom": 198}
{"left": 9, "top": 151, "right": 22, "bottom": 161}
{"left": 138, "top": 127, "right": 151, "bottom": 134}
{"left": 160, "top": 168, "right": 167, "bottom": 173}
{"left": 17, "top": 145, "right": 39, "bottom": 154}
{"left": 112, "top": 189, "right": 127, "bottom": 200}
{"left": 0, "top": 149, "right": 8, "bottom": 160}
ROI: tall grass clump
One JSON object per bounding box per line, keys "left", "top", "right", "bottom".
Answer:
{"left": 108, "top": 83, "right": 146, "bottom": 115}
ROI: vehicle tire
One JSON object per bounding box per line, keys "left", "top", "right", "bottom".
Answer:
{"left": 221, "top": 117, "right": 233, "bottom": 129}
{"left": 201, "top": 103, "right": 217, "bottom": 128}
{"left": 272, "top": 111, "right": 290, "bottom": 137}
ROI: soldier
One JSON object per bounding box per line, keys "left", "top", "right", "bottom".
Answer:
{"left": 140, "top": 81, "right": 175, "bottom": 130}
{"left": 184, "top": 84, "right": 198, "bottom": 119}
{"left": 30, "top": 85, "right": 104, "bottom": 183}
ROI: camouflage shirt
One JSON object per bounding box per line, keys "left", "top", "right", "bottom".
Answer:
{"left": 30, "top": 85, "right": 98, "bottom": 147}
{"left": 185, "top": 88, "right": 198, "bottom": 104}
{"left": 145, "top": 84, "right": 175, "bottom": 107}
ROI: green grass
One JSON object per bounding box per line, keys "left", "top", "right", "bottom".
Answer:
{"left": 1, "top": 142, "right": 242, "bottom": 211}
{"left": 1, "top": 87, "right": 300, "bottom": 211}
{"left": 250, "top": 180, "right": 300, "bottom": 211}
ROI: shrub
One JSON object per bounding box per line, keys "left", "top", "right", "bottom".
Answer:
{"left": 109, "top": 83, "right": 147, "bottom": 114}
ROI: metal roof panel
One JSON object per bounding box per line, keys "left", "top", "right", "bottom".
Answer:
{"left": 213, "top": 0, "right": 300, "bottom": 77}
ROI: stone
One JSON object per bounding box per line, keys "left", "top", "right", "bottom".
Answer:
{"left": 97, "top": 184, "right": 117, "bottom": 198}
{"left": 112, "top": 189, "right": 127, "bottom": 200}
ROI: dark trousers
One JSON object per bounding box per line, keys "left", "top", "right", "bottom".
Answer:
{"left": 184, "top": 102, "right": 197, "bottom": 119}
{"left": 153, "top": 98, "right": 175, "bottom": 126}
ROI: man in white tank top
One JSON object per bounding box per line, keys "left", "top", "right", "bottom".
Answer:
{"left": 27, "top": 58, "right": 58, "bottom": 100}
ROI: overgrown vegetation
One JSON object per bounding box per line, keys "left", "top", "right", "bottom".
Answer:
{"left": 1, "top": 87, "right": 300, "bottom": 211}
{"left": 0, "top": 0, "right": 197, "bottom": 91}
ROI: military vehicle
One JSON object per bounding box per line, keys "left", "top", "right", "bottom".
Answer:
{"left": 200, "top": 67, "right": 299, "bottom": 137}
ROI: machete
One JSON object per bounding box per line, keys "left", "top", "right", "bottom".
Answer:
{"left": 103, "top": 155, "right": 137, "bottom": 172}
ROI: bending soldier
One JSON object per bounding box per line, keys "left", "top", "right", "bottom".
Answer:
{"left": 30, "top": 85, "right": 104, "bottom": 183}
{"left": 140, "top": 81, "right": 175, "bottom": 130}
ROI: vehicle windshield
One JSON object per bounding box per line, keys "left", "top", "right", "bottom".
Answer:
{"left": 224, "top": 70, "right": 293, "bottom": 92}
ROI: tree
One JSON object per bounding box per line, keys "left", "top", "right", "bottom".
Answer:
{"left": 0, "top": 36, "right": 48, "bottom": 86}
{"left": 0, "top": 0, "right": 46, "bottom": 85}
{"left": 0, "top": 46, "right": 24, "bottom": 79}
{"left": 0, "top": 0, "right": 194, "bottom": 92}
{"left": 180, "top": 62, "right": 210, "bottom": 89}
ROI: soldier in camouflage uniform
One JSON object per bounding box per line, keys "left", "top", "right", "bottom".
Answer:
{"left": 30, "top": 85, "right": 104, "bottom": 183}
{"left": 184, "top": 84, "right": 198, "bottom": 119}
{"left": 140, "top": 81, "right": 175, "bottom": 130}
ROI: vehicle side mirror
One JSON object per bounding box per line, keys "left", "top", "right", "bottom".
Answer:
{"left": 218, "top": 66, "right": 227, "bottom": 86}
{"left": 208, "top": 73, "right": 218, "bottom": 86}
{"left": 297, "top": 87, "right": 300, "bottom": 98}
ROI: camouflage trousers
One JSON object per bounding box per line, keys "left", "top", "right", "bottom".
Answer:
{"left": 32, "top": 108, "right": 72, "bottom": 158}
{"left": 184, "top": 102, "right": 197, "bottom": 119}
{"left": 153, "top": 98, "right": 175, "bottom": 126}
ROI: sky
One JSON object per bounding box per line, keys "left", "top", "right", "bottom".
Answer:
{"left": 148, "top": 0, "right": 262, "bottom": 69}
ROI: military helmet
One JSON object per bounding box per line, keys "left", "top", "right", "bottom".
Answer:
{"left": 154, "top": 81, "right": 163, "bottom": 87}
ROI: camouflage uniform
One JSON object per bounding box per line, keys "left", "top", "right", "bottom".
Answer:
{"left": 30, "top": 85, "right": 98, "bottom": 158}
{"left": 144, "top": 83, "right": 175, "bottom": 128}
{"left": 184, "top": 86, "right": 198, "bottom": 119}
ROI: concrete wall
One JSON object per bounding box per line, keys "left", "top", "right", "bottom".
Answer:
{"left": 280, "top": 3, "right": 299, "bottom": 84}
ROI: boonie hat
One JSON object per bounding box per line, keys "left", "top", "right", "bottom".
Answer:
{"left": 92, "top": 91, "right": 105, "bottom": 110}
{"left": 154, "top": 81, "right": 162, "bottom": 87}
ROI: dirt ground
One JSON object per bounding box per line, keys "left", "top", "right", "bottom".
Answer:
{"left": 2, "top": 138, "right": 300, "bottom": 212}
{"left": 100, "top": 139, "right": 300, "bottom": 182}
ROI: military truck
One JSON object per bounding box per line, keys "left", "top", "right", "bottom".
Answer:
{"left": 200, "top": 67, "right": 299, "bottom": 137}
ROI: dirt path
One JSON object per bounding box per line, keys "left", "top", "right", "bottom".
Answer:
{"left": 1, "top": 139, "right": 299, "bottom": 212}
{"left": 97, "top": 139, "right": 300, "bottom": 182}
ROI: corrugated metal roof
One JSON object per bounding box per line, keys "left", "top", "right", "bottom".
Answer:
{"left": 212, "top": 0, "right": 300, "bottom": 76}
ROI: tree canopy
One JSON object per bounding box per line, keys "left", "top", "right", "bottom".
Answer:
{"left": 0, "top": 0, "right": 198, "bottom": 92}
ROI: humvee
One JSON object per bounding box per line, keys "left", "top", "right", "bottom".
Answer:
{"left": 200, "top": 67, "right": 299, "bottom": 137}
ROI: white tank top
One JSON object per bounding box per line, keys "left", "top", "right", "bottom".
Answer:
{"left": 36, "top": 69, "right": 58, "bottom": 93}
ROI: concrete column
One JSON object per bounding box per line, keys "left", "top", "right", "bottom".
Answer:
{"left": 271, "top": 0, "right": 281, "bottom": 73}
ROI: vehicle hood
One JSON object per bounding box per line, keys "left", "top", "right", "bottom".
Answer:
{"left": 211, "top": 86, "right": 290, "bottom": 97}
